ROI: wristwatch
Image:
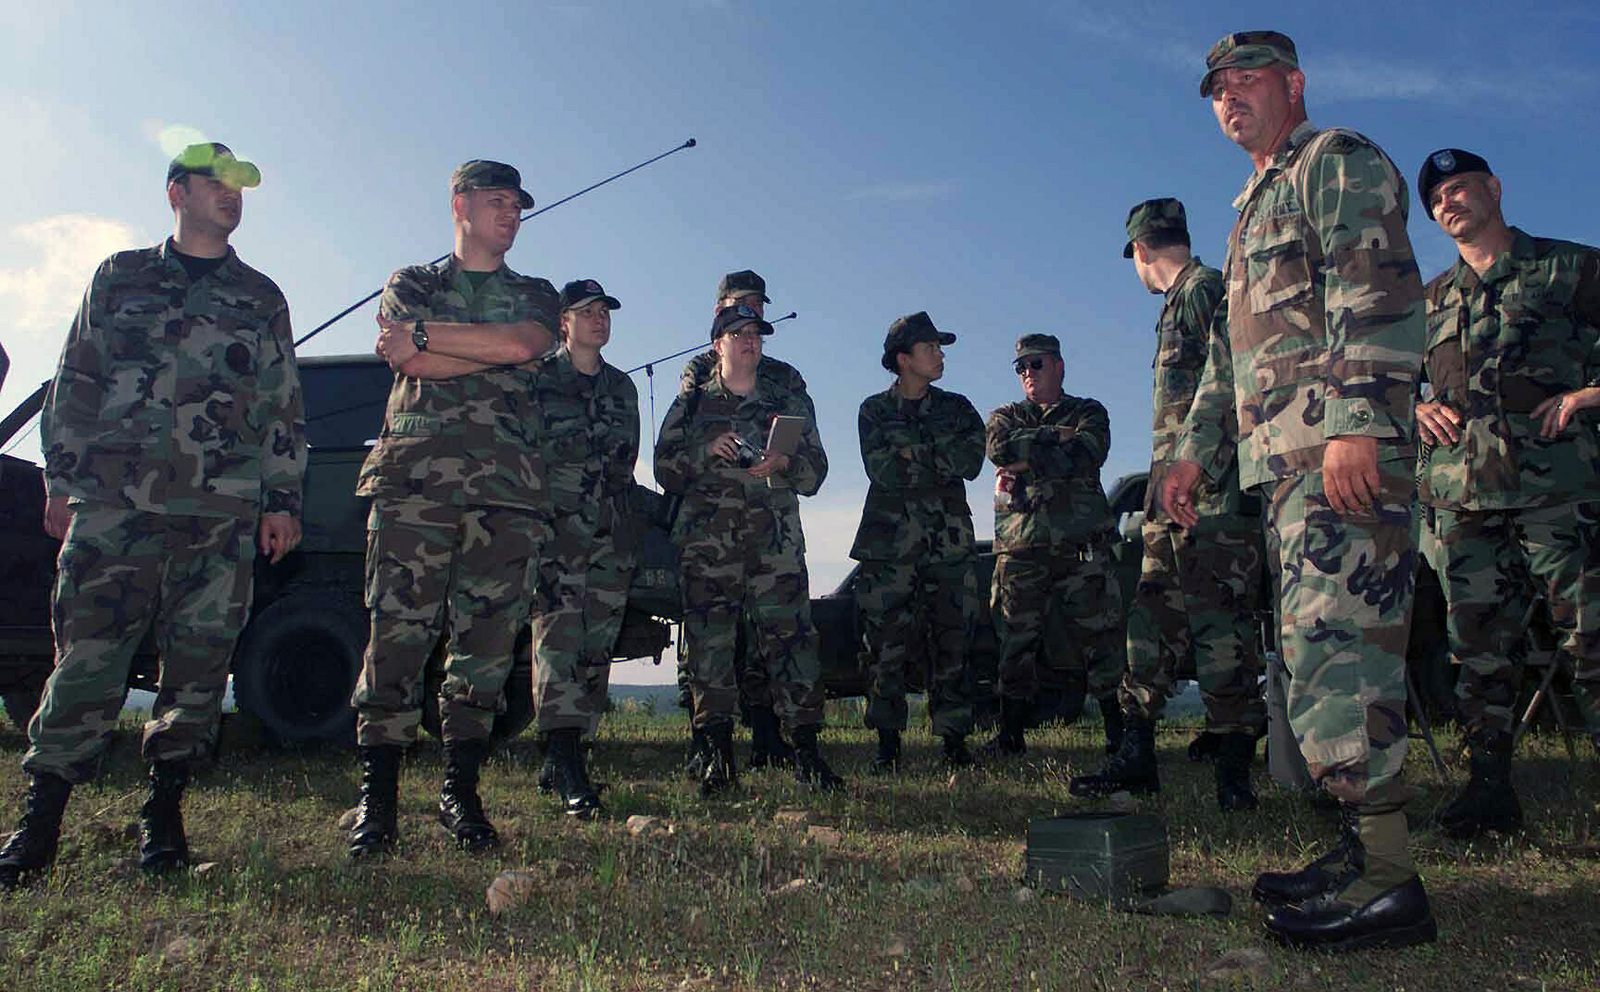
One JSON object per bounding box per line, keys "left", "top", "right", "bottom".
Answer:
{"left": 412, "top": 320, "right": 428, "bottom": 352}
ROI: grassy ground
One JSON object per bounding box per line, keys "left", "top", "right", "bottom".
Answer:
{"left": 0, "top": 703, "right": 1595, "bottom": 992}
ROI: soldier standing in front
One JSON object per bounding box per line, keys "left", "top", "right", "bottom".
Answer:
{"left": 851, "top": 312, "right": 985, "bottom": 772}
{"left": 1072, "top": 199, "right": 1268, "bottom": 810}
{"left": 1412, "top": 149, "right": 1600, "bottom": 839}
{"left": 0, "top": 143, "right": 305, "bottom": 887}
{"left": 986, "top": 335, "right": 1124, "bottom": 757}
{"left": 678, "top": 270, "right": 808, "bottom": 771}
{"left": 655, "top": 305, "right": 842, "bottom": 797}
{"left": 530, "top": 280, "right": 640, "bottom": 819}
{"left": 1163, "top": 32, "right": 1432, "bottom": 949}
{"left": 349, "top": 161, "right": 559, "bottom": 858}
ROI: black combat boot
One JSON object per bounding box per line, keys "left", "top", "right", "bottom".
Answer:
{"left": 0, "top": 772, "right": 72, "bottom": 890}
{"left": 747, "top": 706, "right": 796, "bottom": 770}
{"left": 1187, "top": 730, "right": 1223, "bottom": 762}
{"left": 700, "top": 722, "right": 739, "bottom": 798}
{"left": 438, "top": 739, "right": 499, "bottom": 851}
{"left": 1213, "top": 733, "right": 1259, "bottom": 812}
{"left": 1069, "top": 715, "right": 1158, "bottom": 797}
{"left": 685, "top": 724, "right": 712, "bottom": 780}
{"left": 792, "top": 725, "right": 845, "bottom": 792}
{"left": 871, "top": 728, "right": 902, "bottom": 775}
{"left": 348, "top": 745, "right": 402, "bottom": 860}
{"left": 982, "top": 696, "right": 1028, "bottom": 758}
{"left": 1265, "top": 807, "right": 1436, "bottom": 951}
{"left": 546, "top": 729, "right": 603, "bottom": 820}
{"left": 941, "top": 732, "right": 973, "bottom": 768}
{"left": 139, "top": 761, "right": 191, "bottom": 874}
{"left": 1438, "top": 732, "right": 1522, "bottom": 840}
{"left": 1252, "top": 804, "right": 1363, "bottom": 906}
{"left": 1097, "top": 696, "right": 1125, "bottom": 756}
{"left": 535, "top": 737, "right": 556, "bottom": 795}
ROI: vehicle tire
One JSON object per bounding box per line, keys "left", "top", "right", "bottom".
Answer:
{"left": 419, "top": 625, "right": 535, "bottom": 747}
{"left": 232, "top": 586, "right": 365, "bottom": 747}
{"left": 1, "top": 687, "right": 41, "bottom": 731}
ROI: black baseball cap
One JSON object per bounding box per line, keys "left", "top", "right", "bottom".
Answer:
{"left": 881, "top": 311, "right": 956, "bottom": 372}
{"left": 710, "top": 303, "right": 774, "bottom": 341}
{"left": 559, "top": 279, "right": 621, "bottom": 311}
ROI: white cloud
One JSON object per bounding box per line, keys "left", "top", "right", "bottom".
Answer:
{"left": 0, "top": 214, "right": 144, "bottom": 457}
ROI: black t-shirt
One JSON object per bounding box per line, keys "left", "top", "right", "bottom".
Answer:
{"left": 173, "top": 247, "right": 226, "bottom": 283}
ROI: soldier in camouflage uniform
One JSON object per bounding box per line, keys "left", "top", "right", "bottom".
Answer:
{"left": 1072, "top": 199, "right": 1267, "bottom": 811}
{"left": 986, "top": 334, "right": 1124, "bottom": 757}
{"left": 0, "top": 143, "right": 305, "bottom": 889}
{"left": 348, "top": 161, "right": 560, "bottom": 858}
{"left": 655, "top": 305, "right": 843, "bottom": 796}
{"left": 678, "top": 270, "right": 806, "bottom": 771}
{"left": 851, "top": 312, "right": 985, "bottom": 772}
{"left": 529, "top": 279, "right": 639, "bottom": 819}
{"left": 1411, "top": 149, "right": 1600, "bottom": 839}
{"left": 1164, "top": 33, "right": 1433, "bottom": 950}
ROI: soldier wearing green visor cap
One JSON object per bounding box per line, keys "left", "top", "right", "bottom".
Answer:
{"left": 1, "top": 141, "right": 306, "bottom": 889}
{"left": 1164, "top": 31, "right": 1434, "bottom": 950}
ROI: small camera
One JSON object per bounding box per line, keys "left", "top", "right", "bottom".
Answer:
{"left": 731, "top": 435, "right": 764, "bottom": 468}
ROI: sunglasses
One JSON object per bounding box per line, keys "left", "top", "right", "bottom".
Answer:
{"left": 731, "top": 304, "right": 761, "bottom": 319}
{"left": 1014, "top": 357, "right": 1049, "bottom": 374}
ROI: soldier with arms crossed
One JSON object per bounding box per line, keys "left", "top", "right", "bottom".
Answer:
{"left": 529, "top": 279, "right": 640, "bottom": 819}
{"left": 851, "top": 312, "right": 985, "bottom": 772}
{"left": 1165, "top": 32, "right": 1432, "bottom": 949}
{"left": 0, "top": 143, "right": 305, "bottom": 887}
{"left": 985, "top": 335, "right": 1124, "bottom": 757}
{"left": 349, "top": 161, "right": 559, "bottom": 858}
{"left": 1412, "top": 149, "right": 1600, "bottom": 839}
{"left": 1073, "top": 199, "right": 1268, "bottom": 811}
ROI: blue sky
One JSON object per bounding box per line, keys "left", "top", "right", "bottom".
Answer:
{"left": 2, "top": 1, "right": 1597, "bottom": 684}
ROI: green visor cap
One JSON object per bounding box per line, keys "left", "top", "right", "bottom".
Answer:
{"left": 1014, "top": 333, "right": 1060, "bottom": 362}
{"left": 166, "top": 142, "right": 261, "bottom": 189}
{"left": 1200, "top": 30, "right": 1298, "bottom": 97}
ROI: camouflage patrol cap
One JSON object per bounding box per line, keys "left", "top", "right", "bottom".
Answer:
{"left": 166, "top": 142, "right": 260, "bottom": 189}
{"left": 710, "top": 303, "right": 774, "bottom": 341}
{"left": 1417, "top": 148, "right": 1494, "bottom": 221}
{"left": 881, "top": 311, "right": 956, "bottom": 372}
{"left": 1014, "top": 334, "right": 1061, "bottom": 362}
{"left": 451, "top": 160, "right": 534, "bottom": 209}
{"left": 559, "top": 279, "right": 621, "bottom": 311}
{"left": 1200, "top": 31, "right": 1298, "bottom": 97}
{"left": 1123, "top": 198, "right": 1189, "bottom": 258}
{"left": 716, "top": 270, "right": 771, "bottom": 304}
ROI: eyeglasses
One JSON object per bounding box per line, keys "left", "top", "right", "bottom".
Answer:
{"left": 1014, "top": 357, "right": 1048, "bottom": 374}
{"left": 723, "top": 328, "right": 765, "bottom": 340}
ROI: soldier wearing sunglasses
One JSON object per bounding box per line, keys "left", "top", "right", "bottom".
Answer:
{"left": 983, "top": 335, "right": 1123, "bottom": 757}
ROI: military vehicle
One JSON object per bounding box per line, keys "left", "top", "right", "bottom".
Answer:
{"left": 0, "top": 355, "right": 676, "bottom": 745}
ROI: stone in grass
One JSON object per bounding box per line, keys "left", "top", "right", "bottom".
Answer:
{"left": 486, "top": 871, "right": 541, "bottom": 915}
{"left": 160, "top": 935, "right": 207, "bottom": 965}
{"left": 773, "top": 809, "right": 811, "bottom": 828}
{"left": 883, "top": 936, "right": 909, "bottom": 958}
{"left": 806, "top": 826, "right": 843, "bottom": 847}
{"left": 770, "top": 878, "right": 811, "bottom": 897}
{"left": 1009, "top": 886, "right": 1038, "bottom": 905}
{"left": 337, "top": 806, "right": 361, "bottom": 830}
{"left": 626, "top": 815, "right": 667, "bottom": 836}
{"left": 1204, "top": 948, "right": 1270, "bottom": 981}
{"left": 952, "top": 873, "right": 977, "bottom": 894}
